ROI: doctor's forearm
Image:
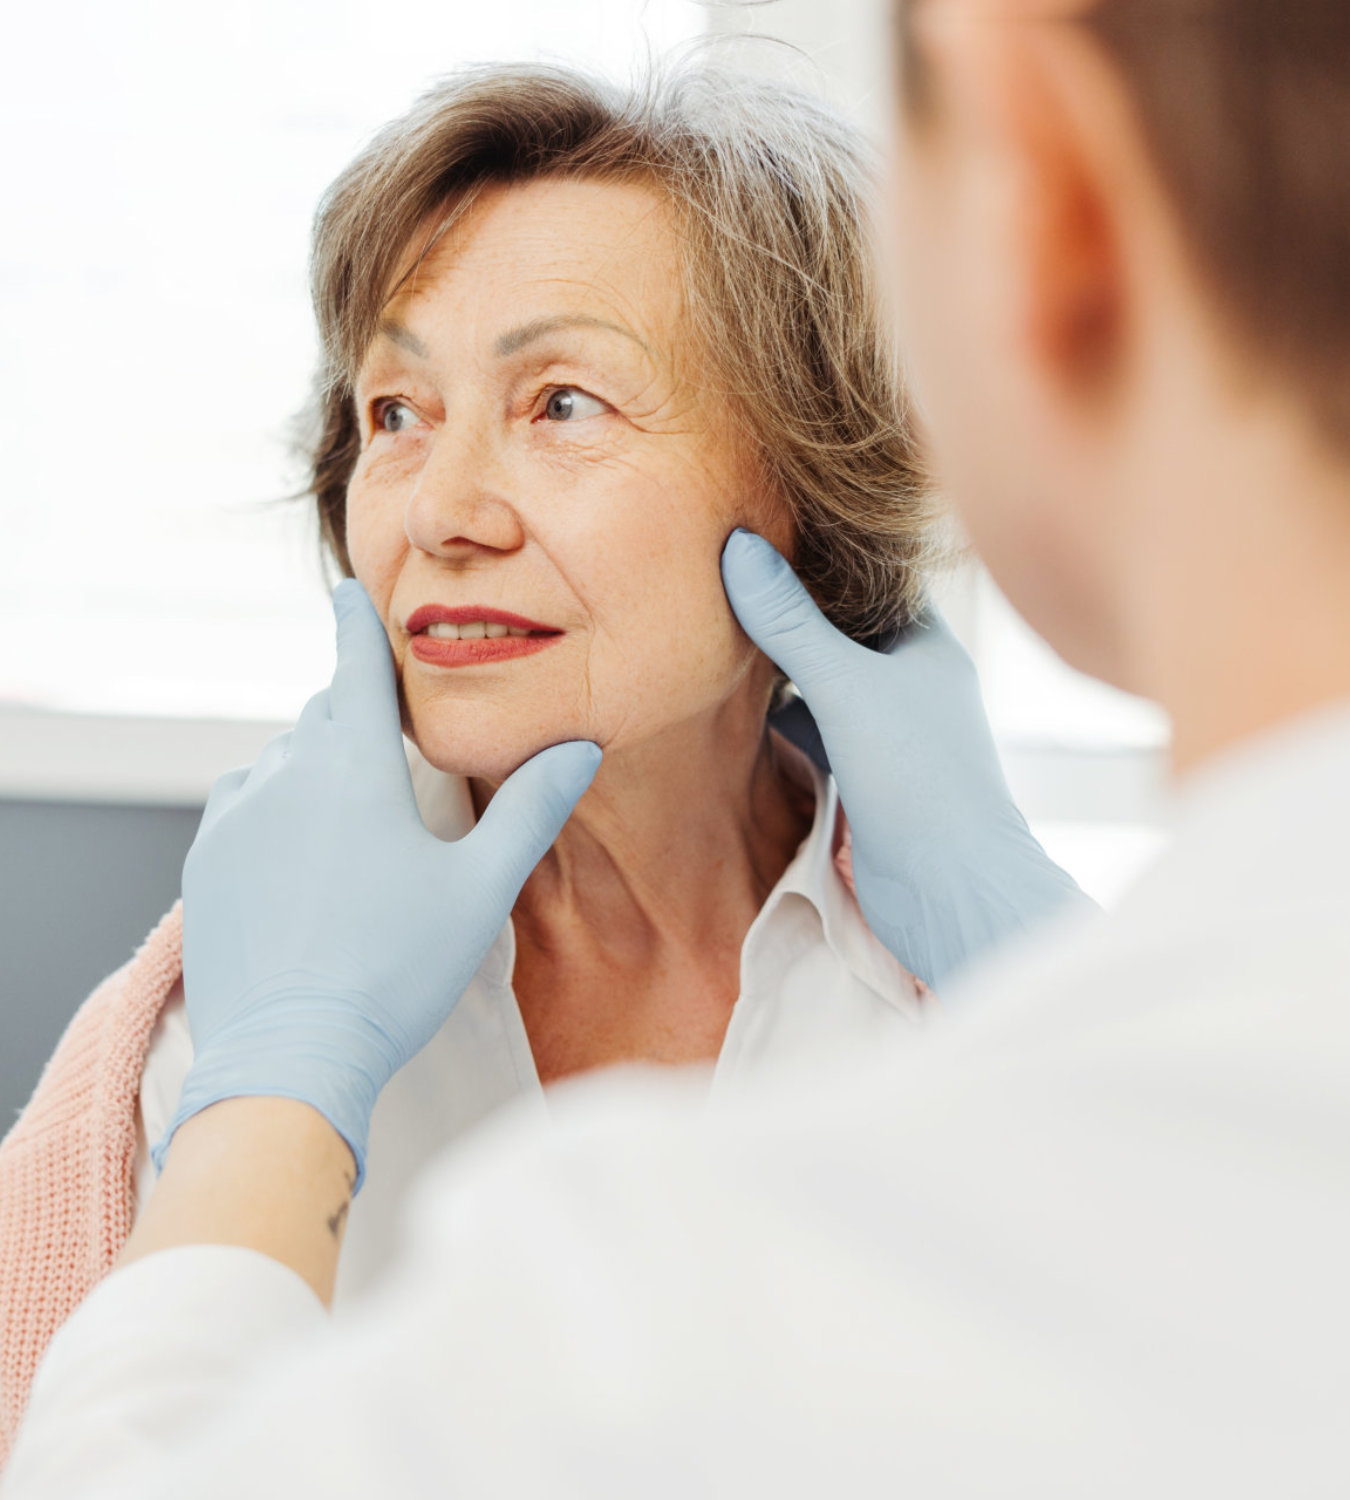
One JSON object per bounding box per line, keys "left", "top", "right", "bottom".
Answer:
{"left": 120, "top": 1097, "right": 356, "bottom": 1306}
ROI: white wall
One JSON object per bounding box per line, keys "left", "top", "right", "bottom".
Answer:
{"left": 1, "top": 0, "right": 1173, "bottom": 909}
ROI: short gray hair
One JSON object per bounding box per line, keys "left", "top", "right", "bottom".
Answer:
{"left": 304, "top": 62, "right": 939, "bottom": 639}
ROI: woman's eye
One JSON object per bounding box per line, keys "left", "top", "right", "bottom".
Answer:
{"left": 375, "top": 400, "right": 420, "bottom": 434}
{"left": 541, "top": 387, "right": 608, "bottom": 423}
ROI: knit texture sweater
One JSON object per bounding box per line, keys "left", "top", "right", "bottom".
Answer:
{"left": 0, "top": 826, "right": 873, "bottom": 1471}
{"left": 0, "top": 903, "right": 182, "bottom": 1471}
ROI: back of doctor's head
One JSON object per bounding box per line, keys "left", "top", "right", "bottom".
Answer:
{"left": 1094, "top": 1, "right": 1350, "bottom": 454}
{"left": 892, "top": 0, "right": 1350, "bottom": 706}
{"left": 899, "top": 0, "right": 1350, "bottom": 450}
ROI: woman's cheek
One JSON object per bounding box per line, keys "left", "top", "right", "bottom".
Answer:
{"left": 343, "top": 480, "right": 405, "bottom": 618}
{"left": 613, "top": 529, "right": 748, "bottom": 705}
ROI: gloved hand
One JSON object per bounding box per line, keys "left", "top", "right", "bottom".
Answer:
{"left": 153, "top": 580, "right": 601, "bottom": 1189}
{"left": 724, "top": 530, "right": 1093, "bottom": 991}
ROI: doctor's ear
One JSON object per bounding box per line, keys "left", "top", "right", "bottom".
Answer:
{"left": 988, "top": 21, "right": 1151, "bottom": 409}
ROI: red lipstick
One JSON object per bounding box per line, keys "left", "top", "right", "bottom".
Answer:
{"left": 404, "top": 604, "right": 563, "bottom": 669}
{"left": 404, "top": 605, "right": 558, "bottom": 635}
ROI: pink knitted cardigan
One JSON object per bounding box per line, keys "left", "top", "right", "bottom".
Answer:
{"left": 0, "top": 827, "right": 888, "bottom": 1470}
{"left": 0, "top": 902, "right": 182, "bottom": 1471}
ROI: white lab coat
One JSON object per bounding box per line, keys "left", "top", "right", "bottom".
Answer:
{"left": 6, "top": 701, "right": 1350, "bottom": 1498}
{"left": 131, "top": 751, "right": 925, "bottom": 1301}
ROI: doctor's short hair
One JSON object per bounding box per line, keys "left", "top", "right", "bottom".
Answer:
{"left": 900, "top": 0, "right": 1350, "bottom": 454}
{"left": 1089, "top": 1, "right": 1350, "bottom": 452}
{"left": 301, "top": 63, "right": 939, "bottom": 641}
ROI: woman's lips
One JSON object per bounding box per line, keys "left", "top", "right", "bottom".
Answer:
{"left": 410, "top": 633, "right": 561, "bottom": 667}
{"left": 404, "top": 604, "right": 558, "bottom": 635}
{"left": 404, "top": 603, "right": 563, "bottom": 669}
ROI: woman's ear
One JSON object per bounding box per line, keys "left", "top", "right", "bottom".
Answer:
{"left": 730, "top": 454, "right": 798, "bottom": 562}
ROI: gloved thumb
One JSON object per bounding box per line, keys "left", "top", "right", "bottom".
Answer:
{"left": 466, "top": 740, "right": 603, "bottom": 898}
{"left": 329, "top": 578, "right": 401, "bottom": 738}
{"left": 721, "top": 530, "right": 862, "bottom": 703}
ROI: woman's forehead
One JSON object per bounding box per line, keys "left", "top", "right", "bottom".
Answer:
{"left": 377, "top": 178, "right": 684, "bottom": 353}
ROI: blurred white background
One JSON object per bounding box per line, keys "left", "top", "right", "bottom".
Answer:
{"left": 0, "top": 0, "right": 704, "bottom": 720}
{"left": 0, "top": 0, "right": 1170, "bottom": 904}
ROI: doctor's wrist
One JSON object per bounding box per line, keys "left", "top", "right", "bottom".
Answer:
{"left": 151, "top": 998, "right": 400, "bottom": 1189}
{"left": 123, "top": 1095, "right": 357, "bottom": 1306}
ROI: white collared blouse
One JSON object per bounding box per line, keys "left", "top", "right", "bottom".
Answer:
{"left": 18, "top": 706, "right": 1350, "bottom": 1499}
{"left": 132, "top": 748, "right": 928, "bottom": 1298}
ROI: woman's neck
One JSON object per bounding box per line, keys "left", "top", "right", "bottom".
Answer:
{"left": 469, "top": 702, "right": 816, "bottom": 1080}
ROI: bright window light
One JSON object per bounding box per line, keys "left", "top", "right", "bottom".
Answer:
{"left": 1, "top": 0, "right": 1174, "bottom": 904}
{"left": 0, "top": 0, "right": 705, "bottom": 720}
{"left": 974, "top": 573, "right": 1171, "bottom": 752}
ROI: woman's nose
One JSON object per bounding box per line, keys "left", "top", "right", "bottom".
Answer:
{"left": 403, "top": 428, "right": 526, "bottom": 560}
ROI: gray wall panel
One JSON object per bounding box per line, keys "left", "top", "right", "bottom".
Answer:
{"left": 0, "top": 801, "right": 201, "bottom": 1130}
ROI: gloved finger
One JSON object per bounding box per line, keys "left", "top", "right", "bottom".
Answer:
{"left": 721, "top": 530, "right": 865, "bottom": 705}
{"left": 879, "top": 606, "right": 991, "bottom": 745}
{"left": 465, "top": 741, "right": 602, "bottom": 899}
{"left": 327, "top": 579, "right": 404, "bottom": 761}
{"left": 885, "top": 606, "right": 975, "bottom": 672}
{"left": 196, "top": 764, "right": 252, "bottom": 836}
{"left": 290, "top": 685, "right": 332, "bottom": 744}
{"left": 243, "top": 729, "right": 294, "bottom": 789}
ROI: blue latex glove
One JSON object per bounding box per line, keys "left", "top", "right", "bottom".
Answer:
{"left": 153, "top": 580, "right": 601, "bottom": 1189}
{"left": 724, "top": 530, "right": 1093, "bottom": 991}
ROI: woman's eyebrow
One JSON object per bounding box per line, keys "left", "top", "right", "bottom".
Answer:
{"left": 375, "top": 319, "right": 430, "bottom": 358}
{"left": 493, "top": 314, "right": 650, "bottom": 359}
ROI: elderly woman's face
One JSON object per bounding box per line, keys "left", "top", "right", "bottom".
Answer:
{"left": 346, "top": 177, "right": 785, "bottom": 779}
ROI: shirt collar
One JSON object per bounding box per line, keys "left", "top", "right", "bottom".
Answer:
{"left": 404, "top": 739, "right": 915, "bottom": 1006}
{"left": 748, "top": 756, "right": 920, "bottom": 1011}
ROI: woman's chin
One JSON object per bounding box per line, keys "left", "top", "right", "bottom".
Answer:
{"left": 408, "top": 714, "right": 584, "bottom": 784}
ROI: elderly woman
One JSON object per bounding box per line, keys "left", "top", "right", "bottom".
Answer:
{"left": 0, "top": 61, "right": 1078, "bottom": 1466}
{"left": 273, "top": 60, "right": 937, "bottom": 1243}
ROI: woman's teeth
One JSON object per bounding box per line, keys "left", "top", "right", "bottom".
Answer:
{"left": 424, "top": 621, "right": 530, "bottom": 640}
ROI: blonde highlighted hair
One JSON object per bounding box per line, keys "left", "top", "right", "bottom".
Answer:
{"left": 304, "top": 62, "right": 938, "bottom": 639}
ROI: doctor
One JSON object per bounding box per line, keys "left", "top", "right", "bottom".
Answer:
{"left": 6, "top": 0, "right": 1350, "bottom": 1493}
